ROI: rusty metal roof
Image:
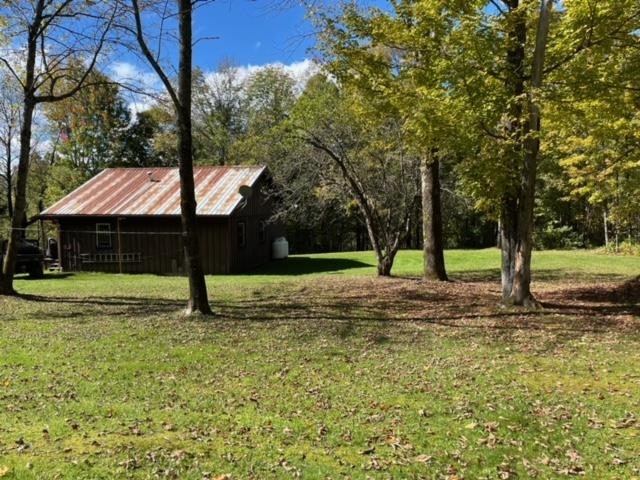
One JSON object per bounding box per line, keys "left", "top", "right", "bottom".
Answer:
{"left": 40, "top": 165, "right": 268, "bottom": 217}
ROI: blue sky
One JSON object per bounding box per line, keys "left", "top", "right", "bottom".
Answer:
{"left": 109, "top": 1, "right": 319, "bottom": 110}
{"left": 192, "top": 1, "right": 315, "bottom": 69}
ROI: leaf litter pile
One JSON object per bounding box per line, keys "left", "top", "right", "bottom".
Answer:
{"left": 0, "top": 274, "right": 639, "bottom": 479}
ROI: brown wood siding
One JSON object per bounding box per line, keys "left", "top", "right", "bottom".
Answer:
{"left": 51, "top": 178, "right": 276, "bottom": 275}
{"left": 57, "top": 216, "right": 236, "bottom": 275}
{"left": 197, "top": 217, "right": 232, "bottom": 274}
{"left": 116, "top": 217, "right": 183, "bottom": 274}
{"left": 230, "top": 216, "right": 272, "bottom": 273}
{"left": 228, "top": 178, "right": 275, "bottom": 273}
{"left": 57, "top": 217, "right": 183, "bottom": 274}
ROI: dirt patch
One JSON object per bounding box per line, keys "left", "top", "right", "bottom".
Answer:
{"left": 291, "top": 275, "right": 640, "bottom": 335}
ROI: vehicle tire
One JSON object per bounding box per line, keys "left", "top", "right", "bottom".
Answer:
{"left": 28, "top": 263, "right": 44, "bottom": 279}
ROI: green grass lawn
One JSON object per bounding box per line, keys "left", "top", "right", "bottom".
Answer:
{"left": 1, "top": 249, "right": 639, "bottom": 479}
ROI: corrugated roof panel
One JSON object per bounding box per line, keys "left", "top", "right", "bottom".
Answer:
{"left": 40, "top": 165, "right": 267, "bottom": 217}
{"left": 194, "top": 167, "right": 227, "bottom": 214}
{"left": 124, "top": 169, "right": 181, "bottom": 215}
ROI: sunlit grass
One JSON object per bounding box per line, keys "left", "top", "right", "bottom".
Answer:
{"left": 1, "top": 249, "right": 639, "bottom": 479}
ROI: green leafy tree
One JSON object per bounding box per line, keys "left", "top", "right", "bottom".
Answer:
{"left": 45, "top": 68, "right": 134, "bottom": 179}
{"left": 116, "top": 110, "right": 168, "bottom": 168}
{"left": 544, "top": 1, "right": 640, "bottom": 248}
{"left": 309, "top": 1, "right": 472, "bottom": 280}
{"left": 0, "top": 0, "right": 118, "bottom": 295}
{"left": 192, "top": 63, "right": 246, "bottom": 165}
{"left": 233, "top": 66, "right": 297, "bottom": 165}
{"left": 289, "top": 74, "right": 420, "bottom": 275}
{"left": 139, "top": 104, "right": 180, "bottom": 166}
{"left": 42, "top": 66, "right": 166, "bottom": 199}
{"left": 457, "top": 0, "right": 640, "bottom": 303}
{"left": 452, "top": 0, "right": 553, "bottom": 306}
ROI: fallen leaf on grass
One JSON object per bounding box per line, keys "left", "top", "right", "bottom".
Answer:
{"left": 588, "top": 417, "right": 604, "bottom": 429}
{"left": 522, "top": 458, "right": 538, "bottom": 477}
{"left": 0, "top": 466, "right": 9, "bottom": 477}
{"left": 478, "top": 432, "right": 500, "bottom": 448}
{"left": 15, "top": 437, "right": 29, "bottom": 452}
{"left": 498, "top": 461, "right": 516, "bottom": 479}
{"left": 414, "top": 454, "right": 433, "bottom": 464}
{"left": 162, "top": 422, "right": 175, "bottom": 432}
{"left": 171, "top": 449, "right": 189, "bottom": 462}
{"left": 612, "top": 413, "right": 637, "bottom": 429}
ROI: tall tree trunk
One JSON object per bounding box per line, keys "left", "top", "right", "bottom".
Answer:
{"left": 130, "top": 0, "right": 211, "bottom": 314}
{"left": 500, "top": 196, "right": 518, "bottom": 300}
{"left": 500, "top": 0, "right": 551, "bottom": 307}
{"left": 603, "top": 209, "right": 609, "bottom": 247}
{"left": 361, "top": 210, "right": 396, "bottom": 276}
{"left": 0, "top": 0, "right": 114, "bottom": 295}
{"left": 0, "top": 101, "right": 34, "bottom": 295}
{"left": 499, "top": 0, "right": 526, "bottom": 304}
{"left": 177, "top": 0, "right": 211, "bottom": 315}
{"left": 4, "top": 132, "right": 13, "bottom": 219}
{"left": 0, "top": 0, "right": 41, "bottom": 295}
{"left": 421, "top": 153, "right": 448, "bottom": 281}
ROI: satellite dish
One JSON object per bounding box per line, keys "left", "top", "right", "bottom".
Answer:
{"left": 239, "top": 185, "right": 253, "bottom": 199}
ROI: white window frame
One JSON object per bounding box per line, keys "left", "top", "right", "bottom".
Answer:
{"left": 96, "top": 223, "right": 112, "bottom": 249}
{"left": 258, "top": 220, "right": 266, "bottom": 244}
{"left": 237, "top": 221, "right": 246, "bottom": 248}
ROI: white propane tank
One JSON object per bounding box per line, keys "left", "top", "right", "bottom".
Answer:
{"left": 272, "top": 237, "right": 289, "bottom": 259}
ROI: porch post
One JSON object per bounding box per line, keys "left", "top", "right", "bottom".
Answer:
{"left": 117, "top": 217, "right": 123, "bottom": 274}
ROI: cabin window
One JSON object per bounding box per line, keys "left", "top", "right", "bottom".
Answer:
{"left": 258, "top": 220, "right": 266, "bottom": 243}
{"left": 237, "top": 221, "right": 246, "bottom": 248}
{"left": 96, "top": 223, "right": 112, "bottom": 249}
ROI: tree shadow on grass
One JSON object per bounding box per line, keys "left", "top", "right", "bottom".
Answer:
{"left": 39, "top": 272, "right": 76, "bottom": 280}
{"left": 8, "top": 274, "right": 639, "bottom": 353}
{"left": 14, "top": 293, "right": 185, "bottom": 319}
{"left": 449, "top": 269, "right": 501, "bottom": 282}
{"left": 451, "top": 268, "right": 630, "bottom": 284}
{"left": 541, "top": 275, "right": 640, "bottom": 317}
{"left": 248, "top": 256, "right": 372, "bottom": 276}
{"left": 13, "top": 272, "right": 75, "bottom": 281}
{"left": 213, "top": 274, "right": 640, "bottom": 352}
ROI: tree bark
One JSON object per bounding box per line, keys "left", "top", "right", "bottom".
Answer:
{"left": 177, "top": 0, "right": 211, "bottom": 315}
{"left": 303, "top": 136, "right": 408, "bottom": 277}
{"left": 499, "top": 196, "right": 518, "bottom": 300}
{"left": 0, "top": 101, "right": 34, "bottom": 295}
{"left": 376, "top": 255, "right": 393, "bottom": 276}
{"left": 130, "top": 0, "right": 211, "bottom": 314}
{"left": 499, "top": 0, "right": 551, "bottom": 307}
{"left": 0, "top": 0, "right": 115, "bottom": 295}
{"left": 3, "top": 123, "right": 14, "bottom": 219}
{"left": 0, "top": 0, "right": 41, "bottom": 295}
{"left": 603, "top": 209, "right": 609, "bottom": 247}
{"left": 421, "top": 153, "right": 448, "bottom": 281}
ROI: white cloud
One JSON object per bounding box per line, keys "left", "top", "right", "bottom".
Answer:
{"left": 107, "top": 58, "right": 321, "bottom": 116}
{"left": 109, "top": 61, "right": 160, "bottom": 92}
{"left": 281, "top": 59, "right": 321, "bottom": 93}
{"left": 204, "top": 58, "right": 320, "bottom": 95}
{"left": 108, "top": 61, "right": 169, "bottom": 116}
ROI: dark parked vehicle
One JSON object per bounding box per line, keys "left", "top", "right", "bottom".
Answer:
{"left": 0, "top": 238, "right": 45, "bottom": 278}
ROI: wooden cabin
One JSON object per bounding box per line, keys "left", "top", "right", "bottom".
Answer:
{"left": 39, "top": 165, "right": 280, "bottom": 274}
